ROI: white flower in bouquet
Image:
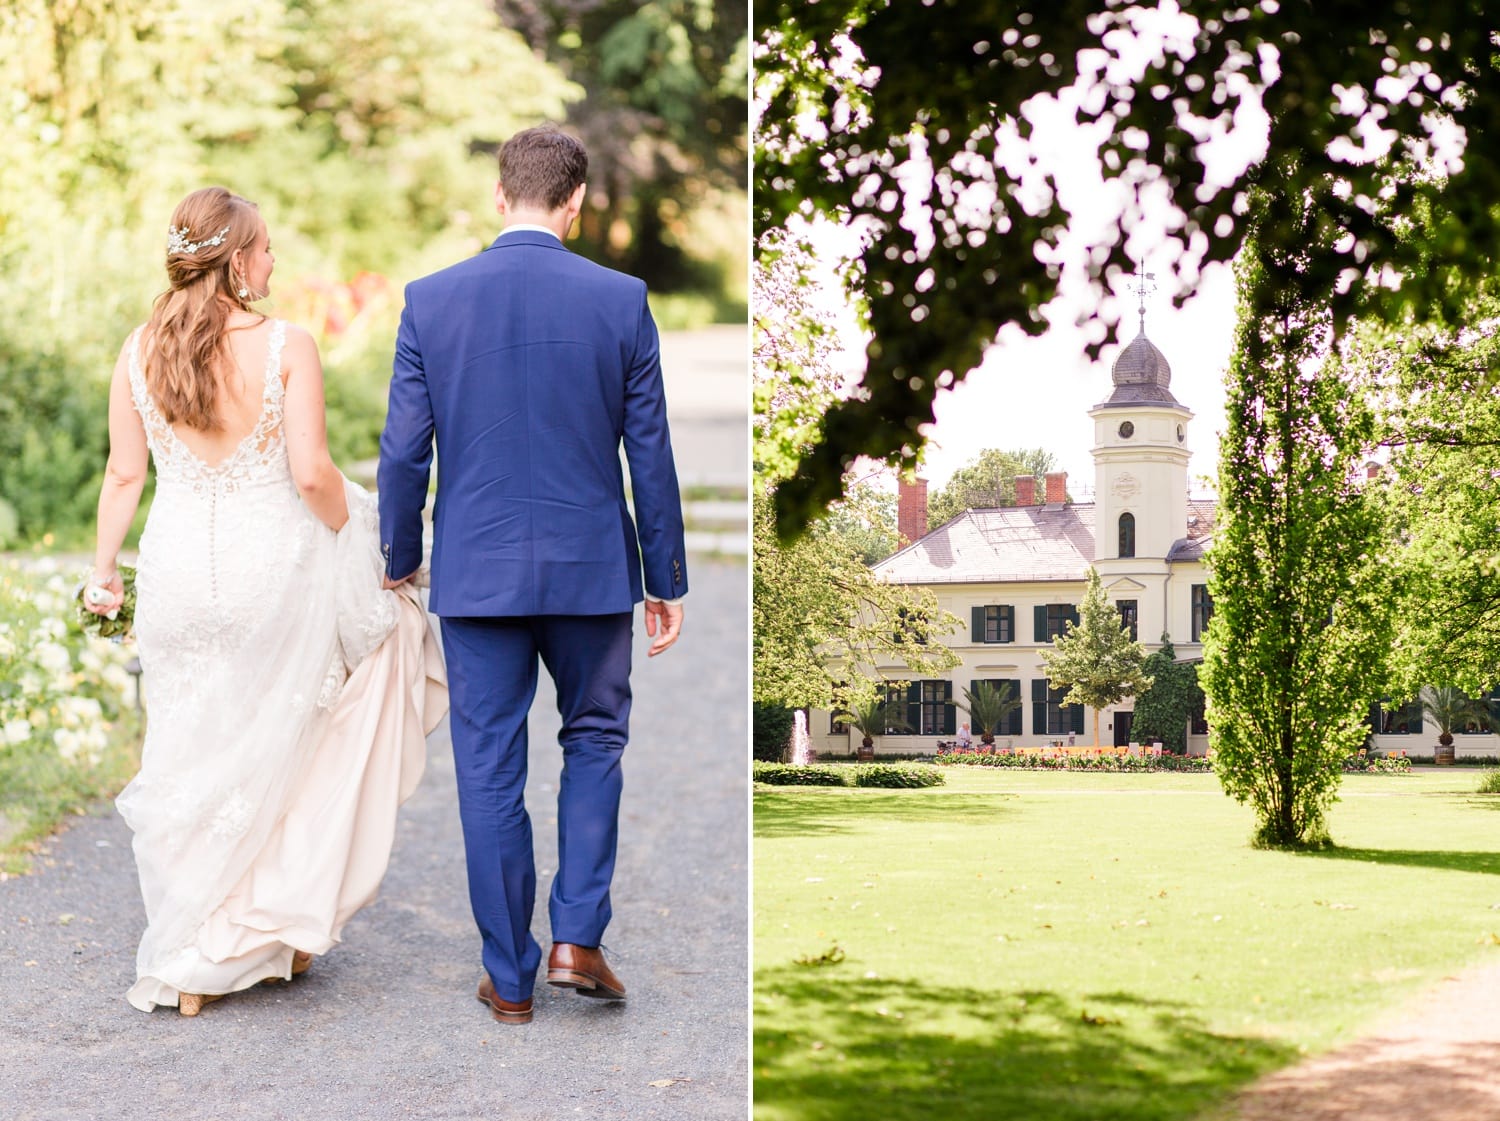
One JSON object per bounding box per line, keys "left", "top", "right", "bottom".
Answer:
{"left": 4, "top": 718, "right": 33, "bottom": 746}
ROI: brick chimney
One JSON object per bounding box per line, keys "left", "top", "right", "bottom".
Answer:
{"left": 1044, "top": 471, "right": 1068, "bottom": 505}
{"left": 1014, "top": 475, "right": 1036, "bottom": 507}
{"left": 898, "top": 477, "right": 928, "bottom": 544}
{"left": 1365, "top": 461, "right": 1380, "bottom": 481}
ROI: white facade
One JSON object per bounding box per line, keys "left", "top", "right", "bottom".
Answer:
{"left": 809, "top": 331, "right": 1499, "bottom": 761}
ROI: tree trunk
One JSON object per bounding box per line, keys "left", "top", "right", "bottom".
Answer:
{"left": 1092, "top": 708, "right": 1101, "bottom": 748}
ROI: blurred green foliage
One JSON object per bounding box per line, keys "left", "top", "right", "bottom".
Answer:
{"left": 0, "top": 0, "right": 746, "bottom": 546}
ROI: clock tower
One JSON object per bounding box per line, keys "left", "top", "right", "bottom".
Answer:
{"left": 1090, "top": 327, "right": 1192, "bottom": 566}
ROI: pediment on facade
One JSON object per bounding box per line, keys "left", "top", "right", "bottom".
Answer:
{"left": 1104, "top": 576, "right": 1148, "bottom": 593}
{"left": 975, "top": 664, "right": 1020, "bottom": 674}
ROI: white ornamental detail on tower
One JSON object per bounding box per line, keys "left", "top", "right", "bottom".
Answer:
{"left": 1112, "top": 472, "right": 1141, "bottom": 500}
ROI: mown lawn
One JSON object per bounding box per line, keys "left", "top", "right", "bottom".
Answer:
{"left": 754, "top": 767, "right": 1500, "bottom": 1121}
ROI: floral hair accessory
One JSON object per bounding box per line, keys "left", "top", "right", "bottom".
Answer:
{"left": 167, "top": 223, "right": 231, "bottom": 256}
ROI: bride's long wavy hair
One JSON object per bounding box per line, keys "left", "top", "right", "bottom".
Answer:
{"left": 143, "top": 187, "right": 264, "bottom": 431}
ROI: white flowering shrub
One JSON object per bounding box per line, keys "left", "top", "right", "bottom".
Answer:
{"left": 0, "top": 558, "right": 137, "bottom": 787}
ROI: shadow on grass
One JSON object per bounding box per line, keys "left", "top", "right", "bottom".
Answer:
{"left": 754, "top": 972, "right": 1297, "bottom": 1121}
{"left": 754, "top": 791, "right": 1016, "bottom": 839}
{"left": 1296, "top": 846, "right": 1500, "bottom": 877}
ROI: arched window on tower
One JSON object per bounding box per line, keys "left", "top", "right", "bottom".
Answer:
{"left": 1118, "top": 512, "right": 1136, "bottom": 559}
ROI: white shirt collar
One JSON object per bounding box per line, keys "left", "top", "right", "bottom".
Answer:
{"left": 498, "top": 224, "right": 562, "bottom": 240}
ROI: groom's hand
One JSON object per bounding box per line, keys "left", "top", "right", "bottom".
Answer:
{"left": 383, "top": 574, "right": 413, "bottom": 590}
{"left": 644, "top": 599, "right": 683, "bottom": 657}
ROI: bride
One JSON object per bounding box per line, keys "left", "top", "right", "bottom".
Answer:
{"left": 85, "top": 186, "right": 446, "bottom": 1015}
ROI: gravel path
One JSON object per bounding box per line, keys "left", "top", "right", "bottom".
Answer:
{"left": 1214, "top": 954, "right": 1500, "bottom": 1121}
{"left": 0, "top": 559, "right": 747, "bottom": 1121}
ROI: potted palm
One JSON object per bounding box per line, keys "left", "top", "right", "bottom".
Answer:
{"left": 835, "top": 695, "right": 912, "bottom": 761}
{"left": 1420, "top": 686, "right": 1489, "bottom": 766}
{"left": 955, "top": 681, "right": 1022, "bottom": 748}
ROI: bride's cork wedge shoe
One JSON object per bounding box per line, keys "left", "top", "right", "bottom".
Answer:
{"left": 177, "top": 992, "right": 223, "bottom": 1017}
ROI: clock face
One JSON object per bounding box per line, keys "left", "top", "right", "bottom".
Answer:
{"left": 1118, "top": 421, "right": 1135, "bottom": 439}
{"left": 1176, "top": 423, "right": 1185, "bottom": 443}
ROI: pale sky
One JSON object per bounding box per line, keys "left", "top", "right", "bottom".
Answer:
{"left": 919, "top": 262, "right": 1238, "bottom": 501}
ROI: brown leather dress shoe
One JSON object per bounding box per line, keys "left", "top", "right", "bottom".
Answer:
{"left": 476, "top": 975, "right": 534, "bottom": 1024}
{"left": 547, "top": 942, "right": 626, "bottom": 1000}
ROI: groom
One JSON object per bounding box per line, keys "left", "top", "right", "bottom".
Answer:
{"left": 377, "top": 125, "right": 687, "bottom": 1025}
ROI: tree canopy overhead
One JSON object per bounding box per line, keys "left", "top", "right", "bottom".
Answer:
{"left": 755, "top": 0, "right": 1500, "bottom": 532}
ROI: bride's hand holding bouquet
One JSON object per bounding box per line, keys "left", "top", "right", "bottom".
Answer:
{"left": 78, "top": 565, "right": 136, "bottom": 640}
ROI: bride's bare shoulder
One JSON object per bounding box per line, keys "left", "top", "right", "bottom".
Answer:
{"left": 278, "top": 322, "right": 323, "bottom": 373}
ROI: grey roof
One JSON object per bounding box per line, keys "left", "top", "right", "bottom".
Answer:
{"left": 1099, "top": 332, "right": 1183, "bottom": 408}
{"left": 1167, "top": 500, "right": 1217, "bottom": 562}
{"left": 872, "top": 498, "right": 1218, "bottom": 584}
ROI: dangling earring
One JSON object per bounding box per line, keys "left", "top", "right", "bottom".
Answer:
{"left": 236, "top": 274, "right": 250, "bottom": 300}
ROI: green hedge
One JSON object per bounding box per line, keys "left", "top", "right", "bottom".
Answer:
{"left": 850, "top": 764, "right": 945, "bottom": 788}
{"left": 753, "top": 762, "right": 848, "bottom": 786}
{"left": 753, "top": 761, "right": 946, "bottom": 788}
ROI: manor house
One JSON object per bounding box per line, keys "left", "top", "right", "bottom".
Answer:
{"left": 807, "top": 329, "right": 1490, "bottom": 759}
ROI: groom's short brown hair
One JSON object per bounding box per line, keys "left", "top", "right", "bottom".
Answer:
{"left": 498, "top": 126, "right": 588, "bottom": 211}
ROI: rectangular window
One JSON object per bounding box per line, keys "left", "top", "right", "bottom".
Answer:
{"left": 1034, "top": 603, "right": 1079, "bottom": 643}
{"left": 1191, "top": 585, "right": 1214, "bottom": 642}
{"left": 970, "top": 678, "right": 1024, "bottom": 737}
{"left": 1190, "top": 695, "right": 1209, "bottom": 736}
{"left": 1117, "top": 599, "right": 1139, "bottom": 642}
{"left": 1032, "top": 678, "right": 1083, "bottom": 736}
{"left": 830, "top": 712, "right": 848, "bottom": 734}
{"left": 1373, "top": 699, "right": 1424, "bottom": 735}
{"left": 888, "top": 680, "right": 953, "bottom": 735}
{"left": 1484, "top": 688, "right": 1500, "bottom": 733}
{"left": 971, "top": 605, "right": 1015, "bottom": 644}
{"left": 919, "top": 680, "right": 955, "bottom": 736}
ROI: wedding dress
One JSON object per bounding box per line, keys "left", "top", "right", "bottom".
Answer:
{"left": 116, "top": 319, "right": 447, "bottom": 1011}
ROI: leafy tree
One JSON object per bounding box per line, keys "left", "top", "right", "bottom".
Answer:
{"left": 752, "top": 702, "right": 797, "bottom": 763}
{"left": 814, "top": 478, "right": 900, "bottom": 565}
{"left": 926, "top": 448, "right": 1059, "bottom": 526}
{"left": 1040, "top": 568, "right": 1150, "bottom": 747}
{"left": 1200, "top": 215, "right": 1394, "bottom": 850}
{"left": 755, "top": 1, "right": 1500, "bottom": 532}
{"left": 752, "top": 490, "right": 958, "bottom": 711}
{"left": 753, "top": 244, "right": 959, "bottom": 710}
{"left": 954, "top": 681, "right": 1022, "bottom": 746}
{"left": 1131, "top": 636, "right": 1203, "bottom": 755}
{"left": 1374, "top": 304, "right": 1500, "bottom": 697}
{"left": 494, "top": 0, "right": 748, "bottom": 308}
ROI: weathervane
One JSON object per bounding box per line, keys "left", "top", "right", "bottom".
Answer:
{"left": 1131, "top": 260, "right": 1156, "bottom": 334}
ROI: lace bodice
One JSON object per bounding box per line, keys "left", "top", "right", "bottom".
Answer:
{"left": 127, "top": 319, "right": 291, "bottom": 494}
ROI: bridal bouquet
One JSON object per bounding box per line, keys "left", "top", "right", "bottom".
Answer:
{"left": 76, "top": 565, "right": 136, "bottom": 640}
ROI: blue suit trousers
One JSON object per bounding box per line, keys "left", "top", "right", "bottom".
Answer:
{"left": 440, "top": 613, "right": 633, "bottom": 1003}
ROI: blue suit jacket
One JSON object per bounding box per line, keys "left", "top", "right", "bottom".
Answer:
{"left": 377, "top": 230, "right": 688, "bottom": 616}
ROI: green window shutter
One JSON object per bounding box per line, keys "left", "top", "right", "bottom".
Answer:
{"left": 1001, "top": 605, "right": 1014, "bottom": 643}
{"left": 907, "top": 680, "right": 922, "bottom": 734}
{"left": 1067, "top": 604, "right": 1080, "bottom": 631}
{"left": 1034, "top": 605, "right": 1047, "bottom": 643}
{"left": 944, "top": 681, "right": 956, "bottom": 735}
{"left": 1031, "top": 678, "right": 1047, "bottom": 735}
{"left": 1005, "top": 679, "right": 1023, "bottom": 735}
{"left": 972, "top": 606, "right": 984, "bottom": 642}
